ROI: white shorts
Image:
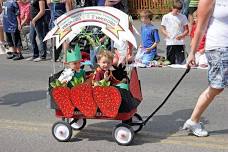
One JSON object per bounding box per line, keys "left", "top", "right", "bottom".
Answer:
{"left": 195, "top": 52, "right": 208, "bottom": 66}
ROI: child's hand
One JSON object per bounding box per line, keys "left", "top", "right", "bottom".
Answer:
{"left": 146, "top": 47, "right": 151, "bottom": 52}
{"left": 104, "top": 71, "right": 110, "bottom": 81}
{"left": 176, "top": 34, "right": 184, "bottom": 40}
{"left": 18, "top": 24, "right": 22, "bottom": 31}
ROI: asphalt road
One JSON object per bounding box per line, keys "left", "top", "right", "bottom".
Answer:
{"left": 0, "top": 20, "right": 228, "bottom": 152}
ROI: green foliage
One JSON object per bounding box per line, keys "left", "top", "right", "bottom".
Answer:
{"left": 50, "top": 79, "right": 67, "bottom": 88}
{"left": 97, "top": 79, "right": 111, "bottom": 87}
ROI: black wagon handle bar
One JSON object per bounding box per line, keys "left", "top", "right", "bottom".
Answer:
{"left": 142, "top": 67, "right": 191, "bottom": 125}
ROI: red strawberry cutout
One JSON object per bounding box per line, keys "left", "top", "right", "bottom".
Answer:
{"left": 71, "top": 83, "right": 97, "bottom": 117}
{"left": 93, "top": 86, "right": 121, "bottom": 118}
{"left": 52, "top": 87, "right": 75, "bottom": 118}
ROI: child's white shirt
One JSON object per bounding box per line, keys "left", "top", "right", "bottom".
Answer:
{"left": 161, "top": 12, "right": 188, "bottom": 45}
{"left": 58, "top": 68, "right": 74, "bottom": 84}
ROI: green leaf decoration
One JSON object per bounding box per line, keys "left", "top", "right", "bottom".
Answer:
{"left": 73, "top": 77, "right": 79, "bottom": 85}
{"left": 70, "top": 81, "right": 76, "bottom": 87}
{"left": 97, "top": 79, "right": 111, "bottom": 87}
{"left": 55, "top": 80, "right": 62, "bottom": 87}
{"left": 50, "top": 82, "right": 57, "bottom": 88}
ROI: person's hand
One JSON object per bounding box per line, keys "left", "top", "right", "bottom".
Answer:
{"left": 187, "top": 51, "right": 196, "bottom": 67}
{"left": 18, "top": 24, "right": 22, "bottom": 31}
{"left": 146, "top": 47, "right": 151, "bottom": 52}
{"left": 99, "top": 37, "right": 105, "bottom": 43}
{"left": 104, "top": 71, "right": 110, "bottom": 81}
{"left": 31, "top": 19, "right": 36, "bottom": 27}
{"left": 176, "top": 34, "right": 184, "bottom": 40}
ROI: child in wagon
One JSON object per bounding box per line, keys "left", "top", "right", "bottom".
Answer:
{"left": 58, "top": 44, "right": 86, "bottom": 87}
{"left": 93, "top": 50, "right": 140, "bottom": 113}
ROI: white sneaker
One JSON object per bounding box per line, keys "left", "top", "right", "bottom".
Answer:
{"left": 33, "top": 57, "right": 46, "bottom": 62}
{"left": 26, "top": 57, "right": 35, "bottom": 61}
{"left": 183, "top": 119, "right": 209, "bottom": 137}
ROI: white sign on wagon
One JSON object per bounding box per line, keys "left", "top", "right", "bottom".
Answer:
{"left": 44, "top": 6, "right": 137, "bottom": 49}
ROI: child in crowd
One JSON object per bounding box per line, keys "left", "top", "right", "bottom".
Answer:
{"left": 135, "top": 10, "right": 160, "bottom": 66}
{"left": 93, "top": 50, "right": 120, "bottom": 86}
{"left": 161, "top": 0, "right": 189, "bottom": 64}
{"left": 17, "top": 0, "right": 30, "bottom": 27}
{"left": 3, "top": 0, "right": 24, "bottom": 60}
{"left": 58, "top": 44, "right": 86, "bottom": 87}
{"left": 190, "top": 10, "right": 208, "bottom": 68}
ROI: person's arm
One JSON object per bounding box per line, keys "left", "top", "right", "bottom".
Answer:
{"left": 46, "top": 0, "right": 51, "bottom": 7}
{"left": 146, "top": 29, "right": 160, "bottom": 51}
{"left": 187, "top": 0, "right": 214, "bottom": 66}
{"left": 65, "top": 0, "right": 72, "bottom": 11}
{"left": 160, "top": 25, "right": 169, "bottom": 38}
{"left": 15, "top": 2, "right": 21, "bottom": 31}
{"left": 0, "top": 4, "right": 2, "bottom": 14}
{"left": 31, "top": 0, "right": 46, "bottom": 27}
{"left": 21, "top": 5, "right": 30, "bottom": 27}
{"left": 176, "top": 24, "right": 189, "bottom": 40}
{"left": 160, "top": 15, "right": 169, "bottom": 38}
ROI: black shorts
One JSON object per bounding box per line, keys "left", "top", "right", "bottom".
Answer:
{"left": 5, "top": 29, "right": 22, "bottom": 48}
{"left": 166, "top": 45, "right": 186, "bottom": 64}
{"left": 188, "top": 7, "right": 197, "bottom": 15}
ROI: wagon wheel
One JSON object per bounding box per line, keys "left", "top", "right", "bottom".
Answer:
{"left": 69, "top": 118, "right": 87, "bottom": 130}
{"left": 112, "top": 123, "right": 134, "bottom": 146}
{"left": 52, "top": 121, "right": 72, "bottom": 142}
{"left": 131, "top": 113, "right": 143, "bottom": 133}
{"left": 122, "top": 113, "right": 143, "bottom": 134}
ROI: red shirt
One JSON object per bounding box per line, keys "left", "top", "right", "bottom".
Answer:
{"left": 190, "top": 23, "right": 206, "bottom": 52}
{"left": 93, "top": 67, "right": 120, "bottom": 85}
{"left": 18, "top": 1, "right": 30, "bottom": 25}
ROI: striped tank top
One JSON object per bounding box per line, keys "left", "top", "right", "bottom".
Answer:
{"left": 189, "top": 0, "right": 199, "bottom": 7}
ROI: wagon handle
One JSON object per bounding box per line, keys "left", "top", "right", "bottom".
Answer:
{"left": 142, "top": 67, "right": 190, "bottom": 125}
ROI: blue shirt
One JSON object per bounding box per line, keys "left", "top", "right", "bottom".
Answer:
{"left": 2, "top": 0, "right": 19, "bottom": 33}
{"left": 97, "top": 0, "right": 105, "bottom": 6}
{"left": 141, "top": 24, "right": 160, "bottom": 52}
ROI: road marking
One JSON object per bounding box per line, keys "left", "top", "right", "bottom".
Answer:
{"left": 0, "top": 119, "right": 227, "bottom": 150}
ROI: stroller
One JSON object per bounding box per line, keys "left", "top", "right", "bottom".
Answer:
{"left": 46, "top": 7, "right": 190, "bottom": 146}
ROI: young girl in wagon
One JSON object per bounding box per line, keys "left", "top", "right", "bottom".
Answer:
{"left": 93, "top": 50, "right": 140, "bottom": 114}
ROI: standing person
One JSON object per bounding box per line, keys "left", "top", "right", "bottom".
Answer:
{"left": 26, "top": 0, "right": 47, "bottom": 62}
{"left": 0, "top": 0, "right": 6, "bottom": 45}
{"left": 17, "top": 0, "right": 30, "bottom": 27}
{"left": 3, "top": 0, "right": 24, "bottom": 60}
{"left": 161, "top": 0, "right": 189, "bottom": 65}
{"left": 105, "top": 0, "right": 128, "bottom": 13}
{"left": 183, "top": 0, "right": 228, "bottom": 137}
{"left": 181, "top": 0, "right": 190, "bottom": 17}
{"left": 188, "top": 0, "right": 199, "bottom": 33}
{"left": 189, "top": 10, "right": 207, "bottom": 68}
{"left": 135, "top": 10, "right": 160, "bottom": 66}
{"left": 47, "top": 0, "right": 67, "bottom": 62}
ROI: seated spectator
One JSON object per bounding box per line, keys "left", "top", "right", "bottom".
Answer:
{"left": 135, "top": 10, "right": 160, "bottom": 66}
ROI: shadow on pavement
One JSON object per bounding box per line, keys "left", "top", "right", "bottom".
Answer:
{"left": 0, "top": 90, "right": 46, "bottom": 106}
{"left": 71, "top": 108, "right": 207, "bottom": 146}
{"left": 210, "top": 129, "right": 228, "bottom": 135}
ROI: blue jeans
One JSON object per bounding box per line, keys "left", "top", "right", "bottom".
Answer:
{"left": 29, "top": 19, "right": 47, "bottom": 59}
{"left": 141, "top": 51, "right": 156, "bottom": 65}
{"left": 181, "top": 0, "right": 190, "bottom": 17}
